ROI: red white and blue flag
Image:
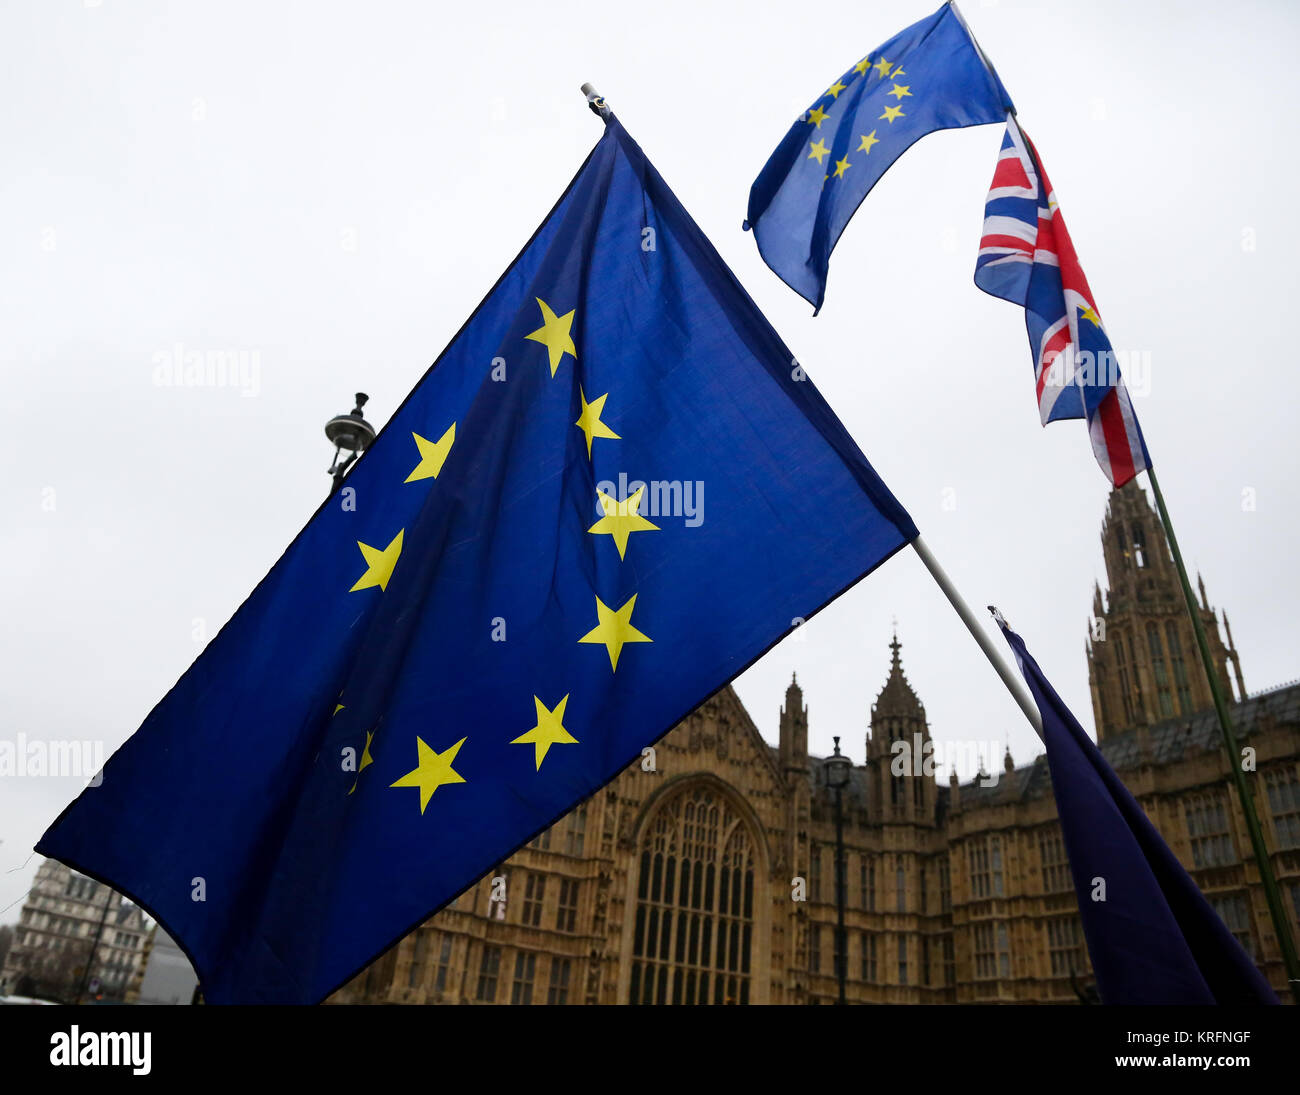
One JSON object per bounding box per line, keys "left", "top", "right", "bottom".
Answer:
{"left": 975, "top": 117, "right": 1151, "bottom": 487}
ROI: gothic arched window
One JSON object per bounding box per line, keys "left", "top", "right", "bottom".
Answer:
{"left": 629, "top": 784, "right": 755, "bottom": 1004}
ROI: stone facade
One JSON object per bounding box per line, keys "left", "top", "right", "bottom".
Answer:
{"left": 330, "top": 483, "right": 1300, "bottom": 1004}
{"left": 1, "top": 859, "right": 148, "bottom": 1001}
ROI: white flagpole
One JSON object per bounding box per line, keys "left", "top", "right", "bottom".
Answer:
{"left": 910, "top": 536, "right": 1044, "bottom": 740}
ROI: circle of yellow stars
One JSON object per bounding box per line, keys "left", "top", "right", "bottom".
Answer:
{"left": 803, "top": 53, "right": 915, "bottom": 187}
{"left": 342, "top": 292, "right": 668, "bottom": 815}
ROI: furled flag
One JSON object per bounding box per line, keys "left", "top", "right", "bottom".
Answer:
{"left": 975, "top": 117, "right": 1151, "bottom": 486}
{"left": 745, "top": 1, "right": 1013, "bottom": 311}
{"left": 37, "top": 114, "right": 919, "bottom": 1004}
{"left": 995, "top": 614, "right": 1278, "bottom": 1004}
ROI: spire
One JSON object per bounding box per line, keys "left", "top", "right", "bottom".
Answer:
{"left": 1223, "top": 612, "right": 1247, "bottom": 701}
{"left": 1197, "top": 571, "right": 1209, "bottom": 611}
{"left": 873, "top": 629, "right": 924, "bottom": 719}
{"left": 780, "top": 669, "right": 808, "bottom": 772}
{"left": 1003, "top": 744, "right": 1015, "bottom": 774}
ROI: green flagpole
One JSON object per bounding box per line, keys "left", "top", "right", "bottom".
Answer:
{"left": 1146, "top": 466, "right": 1300, "bottom": 1003}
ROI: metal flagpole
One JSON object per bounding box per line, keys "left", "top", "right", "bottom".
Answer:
{"left": 1145, "top": 468, "right": 1300, "bottom": 1001}
{"left": 911, "top": 536, "right": 1044, "bottom": 741}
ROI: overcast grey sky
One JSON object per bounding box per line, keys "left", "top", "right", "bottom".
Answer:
{"left": 3, "top": 0, "right": 1298, "bottom": 918}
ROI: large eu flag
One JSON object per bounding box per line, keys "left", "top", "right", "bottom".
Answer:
{"left": 997, "top": 618, "right": 1278, "bottom": 1004}
{"left": 38, "top": 114, "right": 918, "bottom": 1004}
{"left": 745, "top": 1, "right": 1013, "bottom": 311}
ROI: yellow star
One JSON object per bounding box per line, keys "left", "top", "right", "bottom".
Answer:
{"left": 578, "top": 593, "right": 652, "bottom": 671}
{"left": 833, "top": 156, "right": 851, "bottom": 179}
{"left": 807, "top": 105, "right": 830, "bottom": 128}
{"left": 574, "top": 388, "right": 620, "bottom": 458}
{"left": 348, "top": 730, "right": 375, "bottom": 795}
{"left": 1080, "top": 305, "right": 1102, "bottom": 327}
{"left": 525, "top": 298, "right": 576, "bottom": 377}
{"left": 888, "top": 83, "right": 912, "bottom": 99}
{"left": 390, "top": 735, "right": 467, "bottom": 814}
{"left": 588, "top": 486, "right": 659, "bottom": 559}
{"left": 349, "top": 529, "right": 404, "bottom": 593}
{"left": 873, "top": 58, "right": 892, "bottom": 78}
{"left": 853, "top": 56, "right": 872, "bottom": 75}
{"left": 826, "top": 80, "right": 847, "bottom": 99}
{"left": 808, "top": 137, "right": 830, "bottom": 164}
{"left": 404, "top": 423, "right": 456, "bottom": 483}
{"left": 511, "top": 695, "right": 579, "bottom": 771}
{"left": 880, "top": 105, "right": 905, "bottom": 123}
{"left": 858, "top": 130, "right": 879, "bottom": 154}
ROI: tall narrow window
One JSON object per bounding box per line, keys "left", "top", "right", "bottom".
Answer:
{"left": 1185, "top": 796, "right": 1235, "bottom": 868}
{"left": 547, "top": 958, "right": 572, "bottom": 1005}
{"left": 897, "top": 936, "right": 908, "bottom": 986}
{"left": 1047, "top": 917, "right": 1085, "bottom": 976}
{"left": 511, "top": 952, "right": 536, "bottom": 1004}
{"left": 1114, "top": 636, "right": 1134, "bottom": 724}
{"left": 809, "top": 924, "right": 821, "bottom": 973}
{"left": 1265, "top": 768, "right": 1300, "bottom": 850}
{"left": 629, "top": 784, "right": 756, "bottom": 1005}
{"left": 1132, "top": 523, "right": 1148, "bottom": 568}
{"left": 809, "top": 845, "right": 822, "bottom": 902}
{"left": 1039, "top": 828, "right": 1070, "bottom": 893}
{"left": 1148, "top": 625, "right": 1174, "bottom": 717}
{"left": 969, "top": 842, "right": 990, "bottom": 899}
{"left": 556, "top": 878, "right": 579, "bottom": 932}
{"left": 896, "top": 863, "right": 906, "bottom": 913}
{"left": 1165, "top": 622, "right": 1193, "bottom": 713}
{"left": 433, "top": 934, "right": 453, "bottom": 996}
{"left": 522, "top": 872, "right": 545, "bottom": 927}
{"left": 861, "top": 858, "right": 876, "bottom": 910}
{"left": 564, "top": 801, "right": 588, "bottom": 856}
{"left": 408, "top": 931, "right": 426, "bottom": 989}
{"left": 860, "top": 932, "right": 877, "bottom": 982}
{"left": 1210, "top": 894, "right": 1255, "bottom": 957}
{"left": 476, "top": 946, "right": 501, "bottom": 1002}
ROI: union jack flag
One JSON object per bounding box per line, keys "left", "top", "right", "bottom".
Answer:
{"left": 975, "top": 117, "right": 1151, "bottom": 487}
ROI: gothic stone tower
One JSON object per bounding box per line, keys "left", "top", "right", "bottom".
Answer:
{"left": 866, "top": 634, "right": 937, "bottom": 824}
{"left": 1087, "top": 482, "right": 1245, "bottom": 740}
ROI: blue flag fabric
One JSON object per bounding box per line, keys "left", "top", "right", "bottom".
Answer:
{"left": 997, "top": 618, "right": 1278, "bottom": 1004}
{"left": 37, "top": 115, "right": 919, "bottom": 1004}
{"left": 744, "top": 1, "right": 1013, "bottom": 311}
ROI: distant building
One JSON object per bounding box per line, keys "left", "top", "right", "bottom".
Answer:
{"left": 1, "top": 859, "right": 148, "bottom": 1001}
{"left": 130, "top": 926, "right": 198, "bottom": 1005}
{"left": 328, "top": 483, "right": 1300, "bottom": 1004}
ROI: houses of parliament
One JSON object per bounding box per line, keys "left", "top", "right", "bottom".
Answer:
{"left": 330, "top": 484, "right": 1300, "bottom": 1004}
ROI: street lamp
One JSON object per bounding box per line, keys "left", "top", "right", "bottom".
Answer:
{"left": 824, "top": 735, "right": 852, "bottom": 1006}
{"left": 325, "top": 392, "right": 376, "bottom": 496}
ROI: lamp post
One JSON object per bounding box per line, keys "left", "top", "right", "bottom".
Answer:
{"left": 824, "top": 735, "right": 852, "bottom": 1006}
{"left": 325, "top": 392, "right": 376, "bottom": 496}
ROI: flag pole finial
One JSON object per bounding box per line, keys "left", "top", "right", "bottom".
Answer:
{"left": 580, "top": 83, "right": 611, "bottom": 122}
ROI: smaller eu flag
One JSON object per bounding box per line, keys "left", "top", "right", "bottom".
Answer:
{"left": 997, "top": 615, "right": 1278, "bottom": 1004}
{"left": 36, "top": 113, "right": 918, "bottom": 1004}
{"left": 745, "top": 1, "right": 1013, "bottom": 311}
